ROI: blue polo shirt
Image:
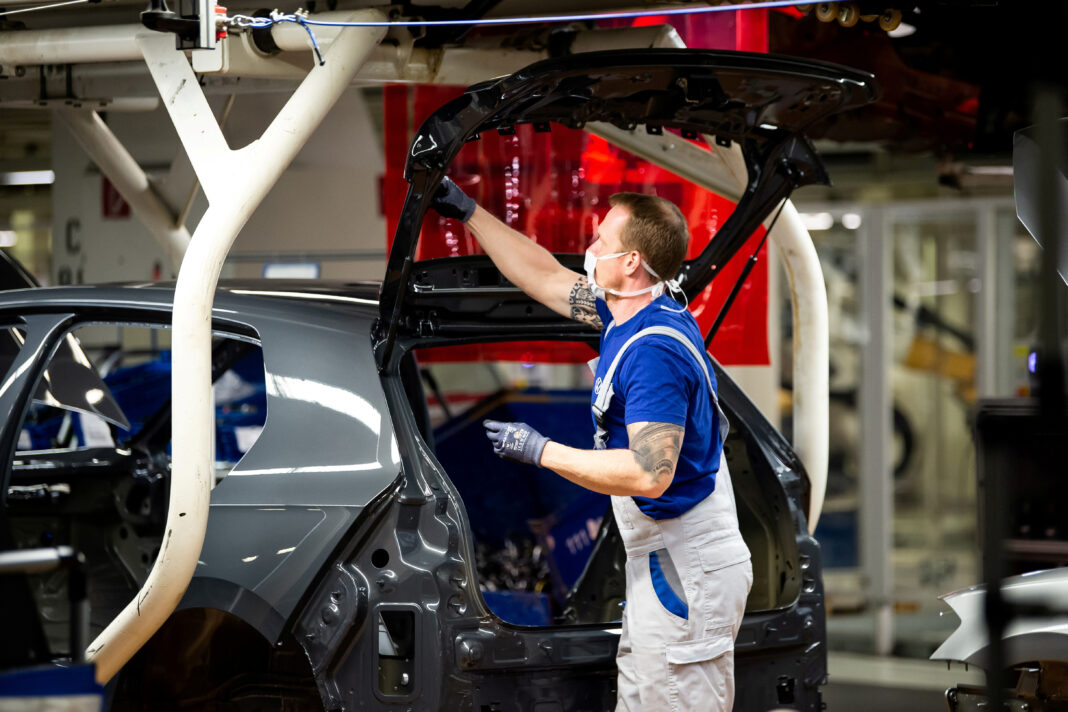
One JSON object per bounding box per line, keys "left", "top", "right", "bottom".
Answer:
{"left": 592, "top": 295, "right": 722, "bottom": 519}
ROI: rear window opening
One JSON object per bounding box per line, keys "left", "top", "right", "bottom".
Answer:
{"left": 397, "top": 339, "right": 797, "bottom": 628}
{"left": 15, "top": 324, "right": 266, "bottom": 474}
{"left": 407, "top": 342, "right": 601, "bottom": 627}
{"left": 6, "top": 322, "right": 268, "bottom": 657}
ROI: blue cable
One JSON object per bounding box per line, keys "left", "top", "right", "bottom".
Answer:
{"left": 231, "top": 1, "right": 843, "bottom": 65}
{"left": 233, "top": 1, "right": 840, "bottom": 30}
{"left": 293, "top": 16, "right": 326, "bottom": 65}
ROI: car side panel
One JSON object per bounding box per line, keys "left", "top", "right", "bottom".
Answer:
{"left": 186, "top": 303, "right": 401, "bottom": 641}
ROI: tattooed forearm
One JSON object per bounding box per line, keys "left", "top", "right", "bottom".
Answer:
{"left": 627, "top": 421, "right": 684, "bottom": 485}
{"left": 568, "top": 276, "right": 603, "bottom": 329}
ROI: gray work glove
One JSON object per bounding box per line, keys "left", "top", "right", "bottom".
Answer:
{"left": 430, "top": 177, "right": 476, "bottom": 222}
{"left": 483, "top": 420, "right": 549, "bottom": 467}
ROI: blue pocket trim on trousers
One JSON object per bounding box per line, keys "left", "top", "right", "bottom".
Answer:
{"left": 649, "top": 549, "right": 688, "bottom": 619}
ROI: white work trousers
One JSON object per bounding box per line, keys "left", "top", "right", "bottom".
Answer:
{"left": 613, "top": 462, "right": 752, "bottom": 712}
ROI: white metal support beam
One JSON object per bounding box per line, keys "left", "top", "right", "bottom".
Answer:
{"left": 992, "top": 208, "right": 1018, "bottom": 397}
{"left": 772, "top": 201, "right": 830, "bottom": 531}
{"left": 859, "top": 207, "right": 894, "bottom": 656}
{"left": 976, "top": 204, "right": 1000, "bottom": 397}
{"left": 589, "top": 123, "right": 747, "bottom": 204}
{"left": 84, "top": 11, "right": 386, "bottom": 684}
{"left": 0, "top": 21, "right": 681, "bottom": 83}
{"left": 56, "top": 109, "right": 191, "bottom": 274}
{"left": 591, "top": 122, "right": 830, "bottom": 533}
{"left": 0, "top": 24, "right": 146, "bottom": 65}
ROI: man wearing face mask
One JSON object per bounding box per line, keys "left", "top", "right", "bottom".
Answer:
{"left": 431, "top": 177, "right": 752, "bottom": 712}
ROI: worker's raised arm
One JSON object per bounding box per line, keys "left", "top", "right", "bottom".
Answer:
{"left": 431, "top": 179, "right": 602, "bottom": 329}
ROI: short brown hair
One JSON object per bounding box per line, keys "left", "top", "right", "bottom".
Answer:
{"left": 608, "top": 193, "right": 689, "bottom": 282}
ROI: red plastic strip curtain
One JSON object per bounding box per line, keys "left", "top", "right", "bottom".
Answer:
{"left": 382, "top": 9, "right": 771, "bottom": 366}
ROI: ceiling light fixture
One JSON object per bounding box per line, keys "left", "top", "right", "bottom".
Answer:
{"left": 1, "top": 170, "right": 55, "bottom": 186}
{"left": 799, "top": 212, "right": 834, "bottom": 231}
{"left": 888, "top": 22, "right": 916, "bottom": 38}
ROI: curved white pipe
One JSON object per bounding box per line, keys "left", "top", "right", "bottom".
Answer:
{"left": 690, "top": 139, "right": 829, "bottom": 533}
{"left": 0, "top": 20, "right": 686, "bottom": 89}
{"left": 57, "top": 108, "right": 190, "bottom": 275}
{"left": 0, "top": 11, "right": 369, "bottom": 66}
{"left": 767, "top": 203, "right": 829, "bottom": 532}
{"left": 84, "top": 11, "right": 386, "bottom": 684}
{"left": 0, "top": 24, "right": 146, "bottom": 65}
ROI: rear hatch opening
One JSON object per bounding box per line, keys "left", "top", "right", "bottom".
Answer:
{"left": 394, "top": 340, "right": 803, "bottom": 627}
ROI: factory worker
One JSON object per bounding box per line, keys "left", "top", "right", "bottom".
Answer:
{"left": 431, "top": 178, "right": 751, "bottom": 712}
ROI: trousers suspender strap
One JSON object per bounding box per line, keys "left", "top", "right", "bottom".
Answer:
{"left": 592, "top": 326, "right": 719, "bottom": 449}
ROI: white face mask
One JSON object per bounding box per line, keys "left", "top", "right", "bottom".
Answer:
{"left": 584, "top": 249, "right": 655, "bottom": 299}
{"left": 583, "top": 249, "right": 688, "bottom": 312}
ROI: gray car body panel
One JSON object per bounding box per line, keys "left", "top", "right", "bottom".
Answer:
{"left": 0, "top": 279, "right": 827, "bottom": 710}
{"left": 0, "top": 282, "right": 399, "bottom": 641}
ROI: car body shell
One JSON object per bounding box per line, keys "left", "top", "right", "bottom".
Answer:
{"left": 1, "top": 282, "right": 820, "bottom": 710}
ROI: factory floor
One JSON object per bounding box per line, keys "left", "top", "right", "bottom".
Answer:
{"left": 822, "top": 606, "right": 982, "bottom": 711}
{"left": 827, "top": 608, "right": 960, "bottom": 658}
{"left": 824, "top": 651, "right": 981, "bottom": 711}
